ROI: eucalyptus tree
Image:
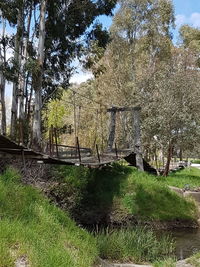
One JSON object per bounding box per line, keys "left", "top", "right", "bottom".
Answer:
{"left": 0, "top": 0, "right": 117, "bottom": 147}
{"left": 142, "top": 47, "right": 200, "bottom": 175}
{"left": 31, "top": 0, "right": 118, "bottom": 148}
{"left": 94, "top": 0, "right": 175, "bottom": 108}
{"left": 0, "top": 12, "right": 6, "bottom": 135}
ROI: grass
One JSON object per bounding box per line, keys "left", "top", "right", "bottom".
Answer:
{"left": 153, "top": 258, "right": 176, "bottom": 267}
{"left": 191, "top": 159, "right": 200, "bottom": 164}
{"left": 96, "top": 227, "right": 175, "bottom": 264}
{"left": 0, "top": 168, "right": 98, "bottom": 267}
{"left": 52, "top": 163, "right": 197, "bottom": 224}
{"left": 160, "top": 167, "right": 200, "bottom": 190}
{"left": 120, "top": 169, "right": 197, "bottom": 221}
{"left": 188, "top": 252, "right": 200, "bottom": 266}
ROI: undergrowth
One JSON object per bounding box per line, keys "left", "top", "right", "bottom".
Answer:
{"left": 0, "top": 168, "right": 97, "bottom": 267}
{"left": 96, "top": 227, "right": 175, "bottom": 264}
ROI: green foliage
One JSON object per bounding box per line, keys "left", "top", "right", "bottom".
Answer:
{"left": 160, "top": 167, "right": 200, "bottom": 190}
{"left": 46, "top": 99, "right": 66, "bottom": 128}
{"left": 0, "top": 168, "right": 97, "bottom": 267}
{"left": 191, "top": 159, "right": 200, "bottom": 164}
{"left": 96, "top": 227, "right": 175, "bottom": 263}
{"left": 180, "top": 25, "right": 200, "bottom": 52}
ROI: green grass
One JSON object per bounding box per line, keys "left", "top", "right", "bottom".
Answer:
{"left": 96, "top": 227, "right": 175, "bottom": 264}
{"left": 121, "top": 169, "right": 197, "bottom": 221}
{"left": 52, "top": 163, "right": 197, "bottom": 223}
{"left": 0, "top": 168, "right": 98, "bottom": 267}
{"left": 153, "top": 258, "right": 176, "bottom": 267}
{"left": 188, "top": 252, "right": 200, "bottom": 266}
{"left": 191, "top": 159, "right": 200, "bottom": 164}
{"left": 160, "top": 167, "right": 200, "bottom": 189}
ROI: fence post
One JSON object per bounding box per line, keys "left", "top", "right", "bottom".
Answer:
{"left": 96, "top": 144, "right": 101, "bottom": 163}
{"left": 76, "top": 137, "right": 81, "bottom": 164}
{"left": 115, "top": 143, "right": 118, "bottom": 159}
{"left": 107, "top": 107, "right": 117, "bottom": 151}
{"left": 132, "top": 107, "right": 144, "bottom": 171}
{"left": 54, "top": 128, "right": 59, "bottom": 158}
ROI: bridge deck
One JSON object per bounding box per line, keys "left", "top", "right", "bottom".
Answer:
{"left": 0, "top": 135, "right": 132, "bottom": 167}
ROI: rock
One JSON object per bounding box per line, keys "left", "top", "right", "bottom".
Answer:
{"left": 168, "top": 186, "right": 184, "bottom": 196}
{"left": 184, "top": 192, "right": 200, "bottom": 203}
{"left": 176, "top": 260, "right": 193, "bottom": 267}
{"left": 15, "top": 256, "right": 29, "bottom": 267}
{"left": 97, "top": 258, "right": 152, "bottom": 267}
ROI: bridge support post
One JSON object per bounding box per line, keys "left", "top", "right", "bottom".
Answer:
{"left": 133, "top": 107, "right": 144, "bottom": 171}
{"left": 107, "top": 107, "right": 117, "bottom": 151}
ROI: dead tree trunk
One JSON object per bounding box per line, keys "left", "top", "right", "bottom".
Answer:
{"left": 107, "top": 107, "right": 117, "bottom": 151}
{"left": 133, "top": 106, "right": 144, "bottom": 171}
{"left": 32, "top": 0, "right": 46, "bottom": 149}
{"left": 163, "top": 141, "right": 173, "bottom": 177}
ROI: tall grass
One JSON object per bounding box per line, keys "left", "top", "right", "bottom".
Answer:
{"left": 96, "top": 227, "right": 175, "bottom": 263}
{"left": 0, "top": 168, "right": 98, "bottom": 267}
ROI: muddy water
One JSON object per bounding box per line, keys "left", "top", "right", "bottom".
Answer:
{"left": 168, "top": 229, "right": 200, "bottom": 260}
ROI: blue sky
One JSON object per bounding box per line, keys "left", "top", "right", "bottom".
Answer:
{"left": 174, "top": 0, "right": 200, "bottom": 17}
{"left": 98, "top": 0, "right": 200, "bottom": 37}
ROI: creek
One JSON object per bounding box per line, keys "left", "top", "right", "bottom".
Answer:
{"left": 164, "top": 228, "right": 200, "bottom": 260}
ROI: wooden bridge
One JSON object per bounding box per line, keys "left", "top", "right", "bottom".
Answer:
{"left": 0, "top": 106, "right": 157, "bottom": 173}
{"left": 0, "top": 134, "right": 133, "bottom": 167}
{"left": 0, "top": 134, "right": 157, "bottom": 174}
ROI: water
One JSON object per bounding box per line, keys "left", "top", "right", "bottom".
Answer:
{"left": 168, "top": 228, "right": 200, "bottom": 260}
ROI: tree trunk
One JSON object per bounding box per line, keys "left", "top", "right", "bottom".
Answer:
{"left": 19, "top": 4, "right": 32, "bottom": 124}
{"left": 179, "top": 147, "right": 183, "bottom": 161}
{"left": 163, "top": 141, "right": 173, "bottom": 177}
{"left": 10, "top": 7, "right": 24, "bottom": 139}
{"left": 0, "top": 14, "right": 6, "bottom": 135}
{"left": 32, "top": 0, "right": 47, "bottom": 149}
{"left": 107, "top": 107, "right": 117, "bottom": 151}
{"left": 132, "top": 106, "right": 144, "bottom": 171}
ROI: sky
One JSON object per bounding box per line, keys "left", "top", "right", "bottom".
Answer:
{"left": 3, "top": 0, "right": 200, "bottom": 98}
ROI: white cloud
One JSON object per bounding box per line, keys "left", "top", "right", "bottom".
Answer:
{"left": 176, "top": 14, "right": 186, "bottom": 28}
{"left": 190, "top": 13, "right": 200, "bottom": 27}
{"left": 69, "top": 71, "right": 93, "bottom": 84}
{"left": 176, "top": 12, "right": 200, "bottom": 29}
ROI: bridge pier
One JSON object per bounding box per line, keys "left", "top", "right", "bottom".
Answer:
{"left": 107, "top": 106, "right": 144, "bottom": 171}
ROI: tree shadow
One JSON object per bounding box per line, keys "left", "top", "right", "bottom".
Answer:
{"left": 73, "top": 163, "right": 131, "bottom": 227}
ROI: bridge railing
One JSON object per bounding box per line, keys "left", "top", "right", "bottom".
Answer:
{"left": 47, "top": 143, "right": 92, "bottom": 160}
